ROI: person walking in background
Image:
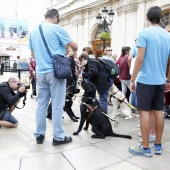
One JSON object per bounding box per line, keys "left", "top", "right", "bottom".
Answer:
{"left": 28, "top": 57, "right": 37, "bottom": 97}
{"left": 0, "top": 61, "right": 4, "bottom": 75}
{"left": 116, "top": 46, "right": 131, "bottom": 101}
{"left": 20, "top": 58, "right": 29, "bottom": 69}
{"left": 16, "top": 56, "right": 21, "bottom": 70}
{"left": 29, "top": 8, "right": 77, "bottom": 145}
{"left": 129, "top": 6, "right": 170, "bottom": 157}
{"left": 13, "top": 60, "right": 17, "bottom": 71}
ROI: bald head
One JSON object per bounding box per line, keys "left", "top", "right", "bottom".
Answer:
{"left": 8, "top": 77, "right": 20, "bottom": 83}
{"left": 8, "top": 77, "right": 21, "bottom": 91}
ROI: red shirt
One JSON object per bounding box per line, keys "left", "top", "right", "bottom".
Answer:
{"left": 116, "top": 56, "right": 131, "bottom": 80}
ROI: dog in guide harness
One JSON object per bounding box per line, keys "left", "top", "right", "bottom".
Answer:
{"left": 47, "top": 85, "right": 80, "bottom": 122}
{"left": 73, "top": 81, "right": 132, "bottom": 139}
{"left": 109, "top": 84, "right": 135, "bottom": 120}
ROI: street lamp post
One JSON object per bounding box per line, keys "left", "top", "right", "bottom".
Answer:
{"left": 96, "top": 7, "right": 115, "bottom": 50}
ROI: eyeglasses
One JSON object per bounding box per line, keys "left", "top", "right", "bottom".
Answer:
{"left": 55, "top": 15, "right": 60, "bottom": 23}
{"left": 107, "top": 49, "right": 112, "bottom": 51}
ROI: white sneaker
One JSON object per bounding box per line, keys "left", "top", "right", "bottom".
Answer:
{"left": 140, "top": 135, "right": 156, "bottom": 143}
{"left": 138, "top": 132, "right": 142, "bottom": 137}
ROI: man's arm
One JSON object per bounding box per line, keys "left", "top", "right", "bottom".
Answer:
{"left": 67, "top": 41, "right": 78, "bottom": 52}
{"left": 131, "top": 47, "right": 145, "bottom": 82}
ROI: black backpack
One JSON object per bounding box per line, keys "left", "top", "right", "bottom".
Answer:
{"left": 98, "top": 58, "right": 119, "bottom": 79}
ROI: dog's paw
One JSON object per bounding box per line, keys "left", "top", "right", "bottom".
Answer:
{"left": 83, "top": 127, "right": 88, "bottom": 130}
{"left": 74, "top": 116, "right": 80, "bottom": 119}
{"left": 73, "top": 132, "right": 78, "bottom": 135}
{"left": 125, "top": 116, "right": 133, "bottom": 120}
{"left": 72, "top": 119, "right": 78, "bottom": 122}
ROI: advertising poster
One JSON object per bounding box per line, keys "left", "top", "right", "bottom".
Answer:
{"left": 0, "top": 18, "right": 28, "bottom": 42}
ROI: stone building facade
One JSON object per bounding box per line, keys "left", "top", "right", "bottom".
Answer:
{"left": 46, "top": 0, "right": 170, "bottom": 57}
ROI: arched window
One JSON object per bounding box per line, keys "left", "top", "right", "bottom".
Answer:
{"left": 160, "top": 11, "right": 170, "bottom": 29}
{"left": 95, "top": 27, "right": 110, "bottom": 39}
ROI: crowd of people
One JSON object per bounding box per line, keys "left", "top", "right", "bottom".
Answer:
{"left": 0, "top": 6, "right": 170, "bottom": 158}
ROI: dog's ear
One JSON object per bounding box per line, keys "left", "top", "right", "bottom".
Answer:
{"left": 86, "top": 83, "right": 96, "bottom": 92}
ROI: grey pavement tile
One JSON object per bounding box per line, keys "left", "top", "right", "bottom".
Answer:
{"left": 0, "top": 141, "right": 48, "bottom": 160}
{"left": 95, "top": 138, "right": 139, "bottom": 159}
{"left": 20, "top": 153, "right": 74, "bottom": 170}
{"left": 127, "top": 149, "right": 170, "bottom": 170}
{"left": 0, "top": 130, "right": 30, "bottom": 149}
{"left": 0, "top": 158, "right": 20, "bottom": 170}
{"left": 63, "top": 145, "right": 122, "bottom": 170}
{"left": 39, "top": 135, "right": 90, "bottom": 154}
{"left": 101, "top": 161, "right": 143, "bottom": 170}
{"left": 163, "top": 141, "right": 170, "bottom": 152}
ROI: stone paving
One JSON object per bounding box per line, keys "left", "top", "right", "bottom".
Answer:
{"left": 0, "top": 72, "right": 170, "bottom": 170}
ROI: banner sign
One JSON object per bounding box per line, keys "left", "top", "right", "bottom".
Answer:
{"left": 0, "top": 18, "right": 28, "bottom": 41}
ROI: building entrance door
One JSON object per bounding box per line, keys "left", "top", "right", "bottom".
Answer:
{"left": 92, "top": 40, "right": 111, "bottom": 58}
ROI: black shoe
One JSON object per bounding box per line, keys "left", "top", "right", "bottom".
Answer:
{"left": 52, "top": 136, "right": 72, "bottom": 146}
{"left": 36, "top": 135, "right": 45, "bottom": 144}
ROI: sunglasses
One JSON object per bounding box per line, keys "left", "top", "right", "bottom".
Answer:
{"left": 107, "top": 49, "right": 112, "bottom": 51}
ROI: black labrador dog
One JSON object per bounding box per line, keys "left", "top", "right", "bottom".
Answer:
{"left": 47, "top": 85, "right": 80, "bottom": 122}
{"left": 73, "top": 81, "right": 132, "bottom": 139}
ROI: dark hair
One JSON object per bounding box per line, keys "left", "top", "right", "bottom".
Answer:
{"left": 146, "top": 6, "right": 162, "bottom": 24}
{"left": 121, "top": 46, "right": 131, "bottom": 56}
{"left": 79, "top": 53, "right": 89, "bottom": 61}
{"left": 83, "top": 47, "right": 94, "bottom": 55}
{"left": 45, "top": 9, "right": 59, "bottom": 22}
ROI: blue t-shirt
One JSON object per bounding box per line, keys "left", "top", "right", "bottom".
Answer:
{"left": 29, "top": 22, "right": 72, "bottom": 75}
{"left": 136, "top": 26, "right": 170, "bottom": 85}
{"left": 131, "top": 46, "right": 138, "bottom": 58}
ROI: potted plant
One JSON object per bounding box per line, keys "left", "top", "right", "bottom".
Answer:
{"left": 97, "top": 31, "right": 111, "bottom": 41}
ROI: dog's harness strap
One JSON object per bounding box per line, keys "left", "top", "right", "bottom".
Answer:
{"left": 82, "top": 102, "right": 98, "bottom": 112}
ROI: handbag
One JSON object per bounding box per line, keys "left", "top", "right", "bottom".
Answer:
{"left": 39, "top": 25, "right": 73, "bottom": 79}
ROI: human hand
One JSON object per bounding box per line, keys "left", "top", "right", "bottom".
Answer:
{"left": 130, "top": 82, "right": 136, "bottom": 93}
{"left": 18, "top": 85, "right": 26, "bottom": 93}
{"left": 165, "top": 82, "right": 170, "bottom": 92}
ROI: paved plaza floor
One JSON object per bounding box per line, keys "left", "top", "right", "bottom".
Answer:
{"left": 0, "top": 73, "right": 170, "bottom": 170}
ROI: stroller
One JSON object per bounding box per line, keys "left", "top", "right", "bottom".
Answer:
{"left": 163, "top": 91, "right": 170, "bottom": 118}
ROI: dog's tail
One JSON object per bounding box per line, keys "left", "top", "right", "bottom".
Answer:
{"left": 111, "top": 133, "right": 132, "bottom": 139}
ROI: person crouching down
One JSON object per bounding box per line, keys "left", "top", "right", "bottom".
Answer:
{"left": 0, "top": 77, "right": 26, "bottom": 128}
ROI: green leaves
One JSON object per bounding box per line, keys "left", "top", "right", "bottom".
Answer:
{"left": 97, "top": 31, "right": 111, "bottom": 40}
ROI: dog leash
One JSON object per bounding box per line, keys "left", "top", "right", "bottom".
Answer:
{"left": 111, "top": 92, "right": 137, "bottom": 111}
{"left": 82, "top": 102, "right": 119, "bottom": 127}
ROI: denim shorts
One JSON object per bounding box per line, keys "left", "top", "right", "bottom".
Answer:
{"left": 1, "top": 109, "right": 18, "bottom": 124}
{"left": 137, "top": 82, "right": 165, "bottom": 111}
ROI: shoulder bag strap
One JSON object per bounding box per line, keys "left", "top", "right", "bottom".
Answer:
{"left": 39, "top": 25, "right": 53, "bottom": 59}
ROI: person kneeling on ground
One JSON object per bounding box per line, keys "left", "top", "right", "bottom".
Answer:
{"left": 0, "top": 77, "right": 26, "bottom": 128}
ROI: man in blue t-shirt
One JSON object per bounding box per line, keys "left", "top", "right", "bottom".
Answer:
{"left": 29, "top": 9, "right": 77, "bottom": 146}
{"left": 129, "top": 6, "right": 170, "bottom": 157}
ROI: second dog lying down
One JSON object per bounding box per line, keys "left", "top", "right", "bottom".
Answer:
{"left": 73, "top": 81, "right": 132, "bottom": 139}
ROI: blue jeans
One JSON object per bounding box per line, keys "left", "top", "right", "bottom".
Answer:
{"left": 34, "top": 72, "right": 66, "bottom": 141}
{"left": 129, "top": 92, "right": 137, "bottom": 108}
{"left": 99, "top": 78, "right": 113, "bottom": 113}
